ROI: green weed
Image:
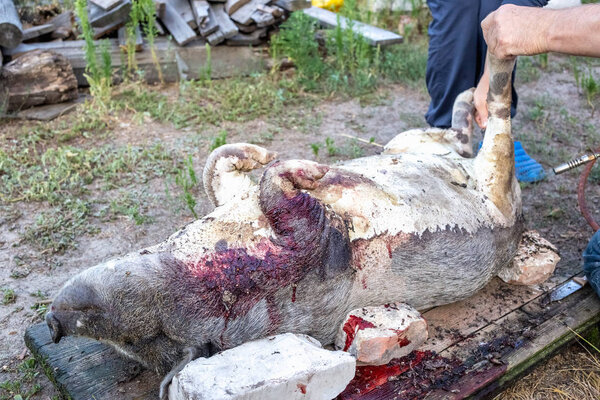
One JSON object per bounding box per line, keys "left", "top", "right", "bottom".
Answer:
{"left": 75, "top": 0, "right": 112, "bottom": 108}
{"left": 0, "top": 358, "right": 42, "bottom": 400}
{"left": 325, "top": 137, "right": 339, "bottom": 156}
{"left": 1, "top": 288, "right": 16, "bottom": 305}
{"left": 210, "top": 130, "right": 228, "bottom": 151}
{"left": 310, "top": 143, "right": 321, "bottom": 157}
{"left": 169, "top": 155, "right": 199, "bottom": 218}
{"left": 136, "top": 0, "right": 162, "bottom": 82}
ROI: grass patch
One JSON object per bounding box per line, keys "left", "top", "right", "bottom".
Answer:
{"left": 1, "top": 288, "right": 16, "bottom": 305}
{"left": 0, "top": 358, "right": 42, "bottom": 400}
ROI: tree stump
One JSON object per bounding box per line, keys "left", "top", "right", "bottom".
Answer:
{"left": 0, "top": 0, "right": 22, "bottom": 49}
{"left": 0, "top": 50, "right": 78, "bottom": 112}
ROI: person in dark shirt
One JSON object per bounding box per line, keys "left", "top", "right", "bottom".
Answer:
{"left": 425, "top": 0, "right": 548, "bottom": 182}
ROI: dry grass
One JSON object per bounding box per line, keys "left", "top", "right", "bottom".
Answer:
{"left": 495, "top": 343, "right": 600, "bottom": 400}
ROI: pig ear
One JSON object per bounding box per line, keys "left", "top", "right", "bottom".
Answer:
{"left": 203, "top": 144, "right": 277, "bottom": 208}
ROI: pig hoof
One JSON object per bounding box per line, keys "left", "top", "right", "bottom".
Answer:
{"left": 498, "top": 230, "right": 560, "bottom": 285}
{"left": 203, "top": 143, "right": 277, "bottom": 207}
{"left": 159, "top": 346, "right": 199, "bottom": 400}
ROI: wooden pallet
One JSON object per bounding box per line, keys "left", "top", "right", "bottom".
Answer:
{"left": 25, "top": 271, "right": 600, "bottom": 400}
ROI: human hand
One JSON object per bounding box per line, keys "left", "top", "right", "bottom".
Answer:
{"left": 481, "top": 4, "right": 552, "bottom": 59}
{"left": 474, "top": 64, "right": 490, "bottom": 129}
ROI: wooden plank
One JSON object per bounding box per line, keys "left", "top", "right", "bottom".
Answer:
{"left": 13, "top": 95, "right": 87, "bottom": 121}
{"left": 22, "top": 24, "right": 55, "bottom": 42}
{"left": 421, "top": 278, "right": 549, "bottom": 353}
{"left": 303, "top": 6, "right": 403, "bottom": 46}
{"left": 3, "top": 38, "right": 266, "bottom": 85}
{"left": 48, "top": 11, "right": 74, "bottom": 40}
{"left": 90, "top": 0, "right": 123, "bottom": 11}
{"left": 207, "top": 29, "right": 225, "bottom": 46}
{"left": 118, "top": 25, "right": 143, "bottom": 52}
{"left": 200, "top": 6, "right": 219, "bottom": 37}
{"left": 25, "top": 323, "right": 157, "bottom": 400}
{"left": 0, "top": 0, "right": 23, "bottom": 49}
{"left": 191, "top": 0, "right": 210, "bottom": 28}
{"left": 225, "top": 0, "right": 251, "bottom": 15}
{"left": 230, "top": 0, "right": 270, "bottom": 25}
{"left": 160, "top": 2, "right": 198, "bottom": 45}
{"left": 236, "top": 22, "right": 257, "bottom": 33}
{"left": 93, "top": 19, "right": 126, "bottom": 39}
{"left": 89, "top": 0, "right": 132, "bottom": 28}
{"left": 210, "top": 3, "right": 239, "bottom": 38}
{"left": 251, "top": 10, "right": 274, "bottom": 27}
{"left": 226, "top": 28, "right": 266, "bottom": 46}
{"left": 273, "top": 0, "right": 310, "bottom": 11}
{"left": 171, "top": 0, "right": 197, "bottom": 29}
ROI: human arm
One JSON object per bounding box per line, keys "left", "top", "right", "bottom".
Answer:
{"left": 482, "top": 4, "right": 600, "bottom": 59}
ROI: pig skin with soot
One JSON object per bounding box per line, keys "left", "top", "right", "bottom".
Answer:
{"left": 46, "top": 55, "right": 522, "bottom": 398}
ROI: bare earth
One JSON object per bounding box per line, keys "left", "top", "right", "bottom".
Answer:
{"left": 1, "top": 53, "right": 599, "bottom": 399}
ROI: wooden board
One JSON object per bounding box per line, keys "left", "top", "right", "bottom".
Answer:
{"left": 171, "top": 0, "right": 197, "bottom": 29}
{"left": 3, "top": 38, "right": 266, "bottom": 85}
{"left": 26, "top": 263, "right": 600, "bottom": 399}
{"left": 89, "top": 0, "right": 132, "bottom": 28}
{"left": 191, "top": 0, "right": 210, "bottom": 28}
{"left": 25, "top": 323, "right": 157, "bottom": 400}
{"left": 160, "top": 2, "right": 198, "bottom": 45}
{"left": 22, "top": 24, "right": 55, "bottom": 41}
{"left": 12, "top": 94, "right": 87, "bottom": 121}
{"left": 118, "top": 25, "right": 143, "bottom": 52}
{"left": 273, "top": 0, "right": 310, "bottom": 11}
{"left": 303, "top": 6, "right": 403, "bottom": 47}
{"left": 90, "top": 0, "right": 123, "bottom": 11}
{"left": 230, "top": 0, "right": 270, "bottom": 25}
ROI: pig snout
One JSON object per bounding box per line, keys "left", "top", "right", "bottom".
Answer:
{"left": 46, "top": 312, "right": 63, "bottom": 344}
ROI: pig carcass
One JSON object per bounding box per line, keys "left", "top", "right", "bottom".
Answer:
{"left": 46, "top": 56, "right": 524, "bottom": 397}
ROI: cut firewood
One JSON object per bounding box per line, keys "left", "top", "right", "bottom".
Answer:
{"left": 22, "top": 23, "right": 55, "bottom": 42}
{"left": 200, "top": 7, "right": 219, "bottom": 37}
{"left": 0, "top": 0, "right": 23, "bottom": 49}
{"left": 171, "top": 0, "right": 197, "bottom": 30}
{"left": 191, "top": 0, "right": 209, "bottom": 28}
{"left": 49, "top": 12, "right": 74, "bottom": 40}
{"left": 0, "top": 50, "right": 78, "bottom": 112}
{"left": 90, "top": 0, "right": 123, "bottom": 11}
{"left": 251, "top": 10, "right": 274, "bottom": 27}
{"left": 225, "top": 0, "right": 251, "bottom": 16}
{"left": 303, "top": 6, "right": 403, "bottom": 46}
{"left": 160, "top": 2, "right": 197, "bottom": 45}
{"left": 210, "top": 4, "right": 239, "bottom": 39}
{"left": 273, "top": 0, "right": 309, "bottom": 11}
{"left": 89, "top": 0, "right": 131, "bottom": 28}
{"left": 118, "top": 25, "right": 143, "bottom": 52}
{"left": 230, "top": 0, "right": 270, "bottom": 25}
{"left": 226, "top": 28, "right": 266, "bottom": 46}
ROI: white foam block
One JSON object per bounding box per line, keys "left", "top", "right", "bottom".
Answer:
{"left": 169, "top": 333, "right": 356, "bottom": 400}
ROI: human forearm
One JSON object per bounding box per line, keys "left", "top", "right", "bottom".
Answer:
{"left": 482, "top": 4, "right": 600, "bottom": 59}
{"left": 546, "top": 5, "right": 600, "bottom": 57}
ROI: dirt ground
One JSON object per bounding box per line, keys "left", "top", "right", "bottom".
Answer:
{"left": 1, "top": 52, "right": 600, "bottom": 399}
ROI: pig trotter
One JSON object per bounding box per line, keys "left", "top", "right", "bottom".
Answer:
{"left": 203, "top": 143, "right": 277, "bottom": 207}
{"left": 259, "top": 160, "right": 352, "bottom": 280}
{"left": 159, "top": 346, "right": 201, "bottom": 400}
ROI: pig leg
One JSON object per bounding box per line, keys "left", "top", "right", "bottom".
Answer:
{"left": 449, "top": 88, "right": 476, "bottom": 158}
{"left": 159, "top": 346, "right": 203, "bottom": 400}
{"left": 259, "top": 160, "right": 352, "bottom": 279}
{"left": 203, "top": 143, "right": 277, "bottom": 207}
